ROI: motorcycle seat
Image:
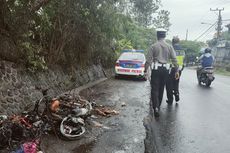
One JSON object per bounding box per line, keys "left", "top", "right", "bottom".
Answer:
{"left": 203, "top": 67, "right": 213, "bottom": 70}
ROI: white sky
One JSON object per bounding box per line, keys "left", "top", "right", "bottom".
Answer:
{"left": 162, "top": 0, "right": 230, "bottom": 42}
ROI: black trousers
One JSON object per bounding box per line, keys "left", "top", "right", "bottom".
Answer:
{"left": 151, "top": 67, "right": 169, "bottom": 109}
{"left": 166, "top": 67, "right": 182, "bottom": 102}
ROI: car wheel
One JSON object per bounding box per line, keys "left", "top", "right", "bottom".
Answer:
{"left": 139, "top": 76, "right": 147, "bottom": 81}
{"left": 115, "top": 74, "right": 120, "bottom": 79}
{"left": 142, "top": 76, "right": 147, "bottom": 81}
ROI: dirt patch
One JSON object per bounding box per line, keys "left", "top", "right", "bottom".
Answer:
{"left": 72, "top": 141, "right": 96, "bottom": 153}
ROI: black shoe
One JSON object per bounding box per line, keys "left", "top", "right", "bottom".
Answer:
{"left": 166, "top": 100, "right": 173, "bottom": 105}
{"left": 154, "top": 108, "right": 160, "bottom": 117}
{"left": 175, "top": 94, "right": 180, "bottom": 102}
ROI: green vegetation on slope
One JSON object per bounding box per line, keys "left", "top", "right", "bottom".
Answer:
{"left": 0, "top": 0, "right": 170, "bottom": 71}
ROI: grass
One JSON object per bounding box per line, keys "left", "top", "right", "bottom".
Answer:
{"left": 215, "top": 68, "right": 230, "bottom": 76}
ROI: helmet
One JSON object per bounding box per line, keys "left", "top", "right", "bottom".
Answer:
{"left": 172, "top": 36, "right": 180, "bottom": 44}
{"left": 156, "top": 28, "right": 167, "bottom": 39}
{"left": 204, "top": 48, "right": 212, "bottom": 53}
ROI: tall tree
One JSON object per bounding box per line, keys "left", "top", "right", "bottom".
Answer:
{"left": 153, "top": 10, "right": 171, "bottom": 30}
{"left": 0, "top": 0, "right": 167, "bottom": 70}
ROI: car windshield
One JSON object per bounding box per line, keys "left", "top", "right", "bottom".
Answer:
{"left": 119, "top": 53, "right": 145, "bottom": 61}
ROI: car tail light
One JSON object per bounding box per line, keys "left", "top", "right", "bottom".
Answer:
{"left": 115, "top": 62, "right": 120, "bottom": 67}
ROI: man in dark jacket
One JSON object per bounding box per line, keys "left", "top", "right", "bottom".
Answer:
{"left": 166, "top": 36, "right": 185, "bottom": 104}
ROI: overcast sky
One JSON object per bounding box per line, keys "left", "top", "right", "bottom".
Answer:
{"left": 162, "top": 0, "right": 230, "bottom": 41}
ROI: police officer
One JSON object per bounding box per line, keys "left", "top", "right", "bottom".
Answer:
{"left": 144, "top": 29, "right": 179, "bottom": 117}
{"left": 166, "top": 36, "right": 185, "bottom": 104}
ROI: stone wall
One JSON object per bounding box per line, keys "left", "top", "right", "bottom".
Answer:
{"left": 0, "top": 60, "right": 107, "bottom": 115}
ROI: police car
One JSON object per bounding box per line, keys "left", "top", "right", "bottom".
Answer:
{"left": 115, "top": 49, "right": 146, "bottom": 80}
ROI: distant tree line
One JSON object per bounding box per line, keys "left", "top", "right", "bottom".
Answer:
{"left": 180, "top": 40, "right": 205, "bottom": 64}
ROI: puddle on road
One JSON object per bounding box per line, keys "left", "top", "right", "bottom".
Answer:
{"left": 72, "top": 141, "right": 96, "bottom": 153}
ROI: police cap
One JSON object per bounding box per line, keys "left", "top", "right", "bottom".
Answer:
{"left": 156, "top": 28, "right": 167, "bottom": 33}
{"left": 156, "top": 28, "right": 167, "bottom": 39}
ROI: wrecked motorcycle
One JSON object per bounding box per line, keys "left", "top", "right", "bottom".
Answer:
{"left": 33, "top": 93, "right": 92, "bottom": 140}
{"left": 0, "top": 114, "right": 43, "bottom": 152}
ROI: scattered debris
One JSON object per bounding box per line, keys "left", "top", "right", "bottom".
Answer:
{"left": 90, "top": 115, "right": 98, "bottom": 119}
{"left": 121, "top": 102, "right": 126, "bottom": 107}
{"left": 23, "top": 140, "right": 40, "bottom": 153}
{"left": 94, "top": 107, "right": 119, "bottom": 117}
{"left": 90, "top": 120, "right": 103, "bottom": 128}
{"left": 102, "top": 126, "right": 111, "bottom": 130}
{"left": 0, "top": 92, "right": 119, "bottom": 152}
{"left": 89, "top": 120, "right": 111, "bottom": 130}
{"left": 94, "top": 108, "right": 107, "bottom": 116}
{"left": 50, "top": 99, "right": 60, "bottom": 112}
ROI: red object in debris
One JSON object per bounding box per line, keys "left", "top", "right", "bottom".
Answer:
{"left": 50, "top": 99, "right": 60, "bottom": 112}
{"left": 20, "top": 118, "right": 32, "bottom": 128}
{"left": 23, "top": 140, "right": 39, "bottom": 153}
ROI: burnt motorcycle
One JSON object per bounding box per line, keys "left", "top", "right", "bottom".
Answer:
{"left": 33, "top": 93, "right": 92, "bottom": 140}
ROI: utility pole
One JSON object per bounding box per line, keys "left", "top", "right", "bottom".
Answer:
{"left": 210, "top": 8, "right": 224, "bottom": 40}
{"left": 185, "top": 29, "right": 188, "bottom": 41}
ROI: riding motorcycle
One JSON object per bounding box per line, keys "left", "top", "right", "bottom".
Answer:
{"left": 197, "top": 67, "right": 215, "bottom": 87}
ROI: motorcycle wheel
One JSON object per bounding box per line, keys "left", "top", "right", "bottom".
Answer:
{"left": 205, "top": 80, "right": 212, "bottom": 87}
{"left": 197, "top": 78, "right": 201, "bottom": 85}
{"left": 59, "top": 116, "right": 86, "bottom": 140}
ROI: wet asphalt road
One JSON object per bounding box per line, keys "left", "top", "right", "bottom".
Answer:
{"left": 42, "top": 68, "right": 230, "bottom": 153}
{"left": 40, "top": 74, "right": 150, "bottom": 153}
{"left": 86, "top": 76, "right": 150, "bottom": 153}
{"left": 87, "top": 68, "right": 230, "bottom": 153}
{"left": 145, "top": 68, "right": 230, "bottom": 153}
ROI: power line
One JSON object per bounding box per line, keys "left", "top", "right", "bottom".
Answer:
{"left": 203, "top": 29, "right": 216, "bottom": 40}
{"left": 195, "top": 22, "right": 217, "bottom": 41}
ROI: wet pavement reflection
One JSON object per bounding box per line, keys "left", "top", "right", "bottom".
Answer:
{"left": 145, "top": 69, "right": 230, "bottom": 153}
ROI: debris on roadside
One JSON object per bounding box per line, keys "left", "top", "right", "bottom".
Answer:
{"left": 90, "top": 115, "right": 98, "bottom": 119}
{"left": 0, "top": 91, "right": 119, "bottom": 152}
{"left": 90, "top": 120, "right": 103, "bottom": 128}
{"left": 121, "top": 102, "right": 126, "bottom": 107}
{"left": 94, "top": 107, "right": 119, "bottom": 117}
{"left": 88, "top": 120, "right": 111, "bottom": 130}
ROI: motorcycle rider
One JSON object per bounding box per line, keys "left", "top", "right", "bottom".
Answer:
{"left": 197, "top": 48, "right": 215, "bottom": 78}
{"left": 166, "top": 36, "right": 185, "bottom": 104}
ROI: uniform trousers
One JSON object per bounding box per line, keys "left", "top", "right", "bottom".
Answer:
{"left": 166, "top": 67, "right": 182, "bottom": 102}
{"left": 151, "top": 66, "right": 169, "bottom": 109}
